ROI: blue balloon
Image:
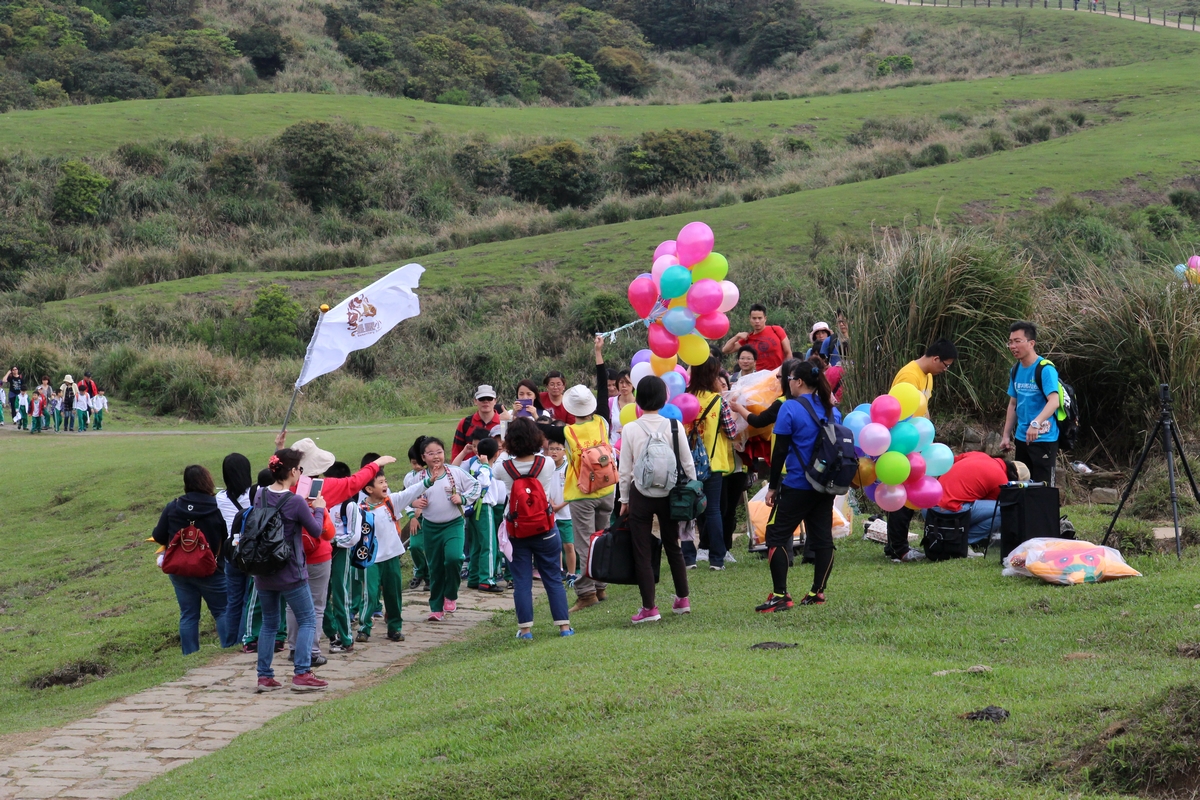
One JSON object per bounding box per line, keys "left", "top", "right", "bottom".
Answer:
{"left": 922, "top": 443, "right": 955, "bottom": 477}
{"left": 660, "top": 265, "right": 692, "bottom": 299}
{"left": 911, "top": 416, "right": 936, "bottom": 451}
{"left": 662, "top": 370, "right": 687, "bottom": 399}
{"left": 662, "top": 307, "right": 696, "bottom": 337}
{"left": 1176, "top": 264, "right": 1188, "bottom": 276}
{"left": 854, "top": 403, "right": 872, "bottom": 417}
{"left": 844, "top": 410, "right": 871, "bottom": 438}
{"left": 659, "top": 403, "right": 683, "bottom": 421}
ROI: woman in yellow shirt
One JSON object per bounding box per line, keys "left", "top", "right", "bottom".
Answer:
{"left": 562, "top": 385, "right": 617, "bottom": 611}
{"left": 685, "top": 356, "right": 739, "bottom": 571}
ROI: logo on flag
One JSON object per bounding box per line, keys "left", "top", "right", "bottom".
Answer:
{"left": 347, "top": 294, "right": 379, "bottom": 337}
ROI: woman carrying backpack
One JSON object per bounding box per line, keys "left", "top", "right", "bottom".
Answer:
{"left": 251, "top": 448, "right": 329, "bottom": 692}
{"left": 562, "top": 385, "right": 618, "bottom": 612}
{"left": 618, "top": 376, "right": 697, "bottom": 624}
{"left": 215, "top": 454, "right": 258, "bottom": 652}
{"left": 495, "top": 418, "right": 573, "bottom": 639}
{"left": 685, "top": 356, "right": 739, "bottom": 571}
{"left": 151, "top": 465, "right": 231, "bottom": 655}
{"left": 756, "top": 357, "right": 842, "bottom": 613}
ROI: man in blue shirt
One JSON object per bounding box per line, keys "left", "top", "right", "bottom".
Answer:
{"left": 1000, "top": 321, "right": 1061, "bottom": 485}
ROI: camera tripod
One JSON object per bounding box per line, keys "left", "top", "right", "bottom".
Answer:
{"left": 1103, "top": 384, "right": 1200, "bottom": 558}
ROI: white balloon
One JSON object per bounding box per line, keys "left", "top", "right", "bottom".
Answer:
{"left": 630, "top": 362, "right": 654, "bottom": 386}
{"left": 717, "top": 280, "right": 740, "bottom": 314}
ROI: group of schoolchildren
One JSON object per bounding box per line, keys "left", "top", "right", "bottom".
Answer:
{"left": 1, "top": 367, "right": 108, "bottom": 434}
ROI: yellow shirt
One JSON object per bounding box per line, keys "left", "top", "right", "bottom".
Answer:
{"left": 692, "top": 390, "right": 734, "bottom": 475}
{"left": 565, "top": 416, "right": 615, "bottom": 500}
{"left": 891, "top": 360, "right": 932, "bottom": 417}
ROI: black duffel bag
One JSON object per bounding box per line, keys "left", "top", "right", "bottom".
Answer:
{"left": 586, "top": 514, "right": 661, "bottom": 586}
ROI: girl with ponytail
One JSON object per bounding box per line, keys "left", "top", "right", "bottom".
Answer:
{"left": 755, "top": 356, "right": 842, "bottom": 613}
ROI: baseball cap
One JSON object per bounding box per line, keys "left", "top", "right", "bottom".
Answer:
{"left": 474, "top": 385, "right": 497, "bottom": 400}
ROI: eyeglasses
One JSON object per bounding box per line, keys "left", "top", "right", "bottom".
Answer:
{"left": 1008, "top": 338, "right": 1028, "bottom": 345}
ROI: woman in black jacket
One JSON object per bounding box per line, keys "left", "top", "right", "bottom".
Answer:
{"left": 152, "top": 465, "right": 230, "bottom": 655}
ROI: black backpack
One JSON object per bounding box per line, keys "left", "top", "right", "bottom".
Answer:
{"left": 1010, "top": 359, "right": 1079, "bottom": 452}
{"left": 233, "top": 490, "right": 292, "bottom": 576}
{"left": 795, "top": 396, "right": 857, "bottom": 495}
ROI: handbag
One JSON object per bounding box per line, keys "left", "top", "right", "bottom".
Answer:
{"left": 586, "top": 514, "right": 660, "bottom": 585}
{"left": 668, "top": 418, "right": 708, "bottom": 522}
{"left": 161, "top": 510, "right": 218, "bottom": 578}
{"left": 688, "top": 396, "right": 722, "bottom": 481}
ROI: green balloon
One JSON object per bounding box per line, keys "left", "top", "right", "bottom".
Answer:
{"left": 887, "top": 421, "right": 920, "bottom": 455}
{"left": 660, "top": 265, "right": 692, "bottom": 299}
{"left": 692, "top": 252, "right": 729, "bottom": 282}
{"left": 874, "top": 451, "right": 912, "bottom": 485}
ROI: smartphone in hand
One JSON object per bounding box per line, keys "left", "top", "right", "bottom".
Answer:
{"left": 307, "top": 478, "right": 324, "bottom": 500}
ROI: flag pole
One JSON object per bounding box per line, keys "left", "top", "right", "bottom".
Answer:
{"left": 282, "top": 304, "right": 330, "bottom": 435}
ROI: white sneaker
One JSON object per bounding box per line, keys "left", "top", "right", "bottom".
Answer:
{"left": 724, "top": 553, "right": 737, "bottom": 564}
{"left": 695, "top": 549, "right": 709, "bottom": 563}
{"left": 892, "top": 549, "right": 926, "bottom": 563}
{"left": 967, "top": 549, "right": 985, "bottom": 558}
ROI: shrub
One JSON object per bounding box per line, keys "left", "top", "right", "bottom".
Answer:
{"left": 618, "top": 129, "right": 736, "bottom": 194}
{"left": 593, "top": 47, "right": 655, "bottom": 95}
{"left": 1068, "top": 111, "right": 1087, "bottom": 126}
{"left": 1168, "top": 188, "right": 1200, "bottom": 220}
{"left": 719, "top": 94, "right": 734, "bottom": 103}
{"left": 244, "top": 284, "right": 304, "bottom": 358}
{"left": 987, "top": 130, "right": 1012, "bottom": 151}
{"left": 453, "top": 144, "right": 506, "bottom": 190}
{"left": 232, "top": 24, "right": 293, "bottom": 78}
{"left": 277, "top": 121, "right": 369, "bottom": 211}
{"left": 435, "top": 89, "right": 472, "bottom": 106}
{"left": 750, "top": 91, "right": 773, "bottom": 101}
{"left": 66, "top": 54, "right": 159, "bottom": 101}
{"left": 1144, "top": 205, "right": 1185, "bottom": 238}
{"left": 206, "top": 148, "right": 259, "bottom": 194}
{"left": 570, "top": 291, "right": 627, "bottom": 335}
{"left": 911, "top": 143, "right": 950, "bottom": 167}
{"left": 556, "top": 53, "right": 601, "bottom": 91}
{"left": 508, "top": 140, "right": 603, "bottom": 210}
{"left": 820, "top": 63, "right": 840, "bottom": 74}
{"left": 774, "top": 91, "right": 790, "bottom": 100}
{"left": 116, "top": 143, "right": 166, "bottom": 175}
{"left": 0, "top": 223, "right": 56, "bottom": 290}
{"left": 33, "top": 79, "right": 68, "bottom": 107}
{"left": 164, "top": 30, "right": 240, "bottom": 81}
{"left": 784, "top": 136, "right": 812, "bottom": 153}
{"left": 746, "top": 17, "right": 819, "bottom": 70}
{"left": 53, "top": 161, "right": 111, "bottom": 223}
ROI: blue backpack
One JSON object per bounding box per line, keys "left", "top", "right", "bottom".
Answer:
{"left": 349, "top": 505, "right": 377, "bottom": 569}
{"left": 795, "top": 396, "right": 857, "bottom": 495}
{"left": 687, "top": 396, "right": 722, "bottom": 482}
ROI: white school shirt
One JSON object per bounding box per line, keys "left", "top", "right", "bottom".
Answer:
{"left": 401, "top": 466, "right": 479, "bottom": 524}
{"left": 91, "top": 395, "right": 108, "bottom": 412}
{"left": 363, "top": 481, "right": 429, "bottom": 561}
{"left": 216, "top": 489, "right": 251, "bottom": 543}
{"left": 551, "top": 459, "right": 572, "bottom": 521}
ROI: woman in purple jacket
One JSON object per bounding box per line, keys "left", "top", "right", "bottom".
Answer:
{"left": 254, "top": 448, "right": 329, "bottom": 693}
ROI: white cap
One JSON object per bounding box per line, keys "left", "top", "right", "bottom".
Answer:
{"left": 562, "top": 385, "right": 597, "bottom": 418}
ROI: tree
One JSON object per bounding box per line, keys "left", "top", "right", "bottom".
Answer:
{"left": 164, "top": 29, "right": 239, "bottom": 81}
{"left": 508, "top": 140, "right": 603, "bottom": 210}
{"left": 277, "top": 121, "right": 370, "bottom": 211}
{"left": 746, "top": 17, "right": 819, "bottom": 70}
{"left": 593, "top": 46, "right": 654, "bottom": 96}
{"left": 232, "top": 24, "right": 293, "bottom": 78}
{"left": 244, "top": 284, "right": 303, "bottom": 358}
{"left": 618, "top": 129, "right": 736, "bottom": 193}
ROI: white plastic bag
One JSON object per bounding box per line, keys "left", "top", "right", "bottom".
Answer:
{"left": 1002, "top": 537, "right": 1141, "bottom": 585}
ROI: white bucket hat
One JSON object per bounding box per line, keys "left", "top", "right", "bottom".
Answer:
{"left": 291, "top": 438, "right": 336, "bottom": 476}
{"left": 810, "top": 322, "right": 833, "bottom": 341}
{"left": 562, "top": 385, "right": 597, "bottom": 418}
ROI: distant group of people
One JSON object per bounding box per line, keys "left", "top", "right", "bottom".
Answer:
{"left": 149, "top": 302, "right": 1069, "bottom": 680}
{"left": 1, "top": 367, "right": 107, "bottom": 433}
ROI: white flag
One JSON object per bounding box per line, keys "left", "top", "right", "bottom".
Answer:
{"left": 296, "top": 263, "right": 424, "bottom": 388}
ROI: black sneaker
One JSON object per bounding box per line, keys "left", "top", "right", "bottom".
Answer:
{"left": 310, "top": 654, "right": 328, "bottom": 667}
{"left": 330, "top": 642, "right": 353, "bottom": 653}
{"left": 387, "top": 631, "right": 405, "bottom": 642}
{"left": 408, "top": 577, "right": 423, "bottom": 590}
{"left": 467, "top": 582, "right": 479, "bottom": 590}
{"left": 478, "top": 583, "right": 503, "bottom": 594}
{"left": 355, "top": 632, "right": 370, "bottom": 643}
{"left": 286, "top": 650, "right": 295, "bottom": 662}
{"left": 755, "top": 593, "right": 794, "bottom": 613}
{"left": 798, "top": 592, "right": 825, "bottom": 606}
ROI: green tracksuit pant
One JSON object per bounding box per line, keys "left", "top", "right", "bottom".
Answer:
{"left": 76, "top": 408, "right": 88, "bottom": 431}
{"left": 323, "top": 547, "right": 355, "bottom": 648}
{"left": 358, "top": 556, "right": 403, "bottom": 637}
{"left": 351, "top": 563, "right": 379, "bottom": 621}
{"left": 424, "top": 517, "right": 465, "bottom": 613}
{"left": 409, "top": 519, "right": 427, "bottom": 581}
{"left": 53, "top": 410, "right": 61, "bottom": 431}
{"left": 241, "top": 583, "right": 287, "bottom": 646}
{"left": 92, "top": 409, "right": 103, "bottom": 430}
{"left": 466, "top": 504, "right": 498, "bottom": 587}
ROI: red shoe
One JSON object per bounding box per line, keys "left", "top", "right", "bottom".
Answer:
{"left": 444, "top": 599, "right": 457, "bottom": 614}
{"left": 255, "top": 677, "right": 282, "bottom": 693}
{"left": 427, "top": 611, "right": 444, "bottom": 622}
{"left": 291, "top": 672, "right": 328, "bottom": 692}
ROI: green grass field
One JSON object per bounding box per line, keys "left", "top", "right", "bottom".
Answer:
{"left": 118, "top": 522, "right": 1198, "bottom": 800}
{"left": 0, "top": 419, "right": 455, "bottom": 737}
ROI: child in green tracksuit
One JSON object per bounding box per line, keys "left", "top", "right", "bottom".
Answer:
{"left": 357, "top": 469, "right": 433, "bottom": 642}
{"left": 75, "top": 387, "right": 90, "bottom": 432}
{"left": 464, "top": 437, "right": 503, "bottom": 593}
{"left": 91, "top": 390, "right": 107, "bottom": 430}
{"left": 51, "top": 391, "right": 63, "bottom": 432}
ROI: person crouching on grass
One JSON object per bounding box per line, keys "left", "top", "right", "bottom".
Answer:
{"left": 757, "top": 358, "right": 842, "bottom": 613}
{"left": 495, "top": 418, "right": 573, "bottom": 639}
{"left": 404, "top": 436, "right": 479, "bottom": 622}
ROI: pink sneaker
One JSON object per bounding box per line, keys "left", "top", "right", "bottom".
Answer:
{"left": 427, "top": 611, "right": 444, "bottom": 622}
{"left": 672, "top": 596, "right": 691, "bottom": 615}
{"left": 631, "top": 607, "right": 661, "bottom": 624}
{"left": 444, "top": 599, "right": 457, "bottom": 614}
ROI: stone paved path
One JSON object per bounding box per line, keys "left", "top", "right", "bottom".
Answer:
{"left": 0, "top": 588, "right": 522, "bottom": 800}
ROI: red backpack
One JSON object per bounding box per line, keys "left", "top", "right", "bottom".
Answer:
{"left": 502, "top": 456, "right": 554, "bottom": 538}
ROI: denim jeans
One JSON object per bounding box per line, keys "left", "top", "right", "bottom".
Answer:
{"left": 168, "top": 572, "right": 229, "bottom": 656}
{"left": 701, "top": 473, "right": 727, "bottom": 567}
{"left": 257, "top": 582, "right": 316, "bottom": 678}
{"left": 287, "top": 559, "right": 330, "bottom": 655}
{"left": 509, "top": 528, "right": 571, "bottom": 629}
{"left": 222, "top": 559, "right": 251, "bottom": 648}
{"left": 927, "top": 501, "right": 1001, "bottom": 546}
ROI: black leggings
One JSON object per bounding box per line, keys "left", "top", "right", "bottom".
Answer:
{"left": 628, "top": 487, "right": 688, "bottom": 609}
{"left": 721, "top": 470, "right": 749, "bottom": 551}
{"left": 763, "top": 486, "right": 836, "bottom": 596}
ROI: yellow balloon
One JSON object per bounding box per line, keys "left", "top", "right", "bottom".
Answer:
{"left": 915, "top": 392, "right": 929, "bottom": 419}
{"left": 678, "top": 333, "right": 711, "bottom": 367}
{"left": 889, "top": 383, "right": 922, "bottom": 420}
{"left": 852, "top": 457, "right": 876, "bottom": 489}
{"left": 619, "top": 401, "right": 638, "bottom": 427}
{"left": 668, "top": 296, "right": 688, "bottom": 308}
{"left": 651, "top": 354, "right": 677, "bottom": 376}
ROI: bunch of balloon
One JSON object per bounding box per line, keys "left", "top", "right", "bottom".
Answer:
{"left": 841, "top": 384, "right": 954, "bottom": 513}
{"left": 625, "top": 221, "right": 740, "bottom": 423}
{"left": 1173, "top": 255, "right": 1200, "bottom": 285}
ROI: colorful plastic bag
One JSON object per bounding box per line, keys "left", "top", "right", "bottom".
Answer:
{"left": 727, "top": 369, "right": 782, "bottom": 438}
{"left": 747, "top": 485, "right": 853, "bottom": 550}
{"left": 1002, "top": 537, "right": 1141, "bottom": 585}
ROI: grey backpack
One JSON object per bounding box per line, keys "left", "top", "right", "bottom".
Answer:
{"left": 633, "top": 419, "right": 678, "bottom": 495}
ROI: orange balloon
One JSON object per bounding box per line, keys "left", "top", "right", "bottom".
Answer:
{"left": 650, "top": 354, "right": 677, "bottom": 376}
{"left": 852, "top": 457, "right": 877, "bottom": 489}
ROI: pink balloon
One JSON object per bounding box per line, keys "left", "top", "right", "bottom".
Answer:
{"left": 1189, "top": 255, "right": 1200, "bottom": 271}
{"left": 674, "top": 365, "right": 688, "bottom": 380}
{"left": 875, "top": 483, "right": 908, "bottom": 512}
{"left": 686, "top": 278, "right": 723, "bottom": 315}
{"left": 858, "top": 423, "right": 891, "bottom": 457}
{"left": 627, "top": 277, "right": 658, "bottom": 319}
{"left": 870, "top": 395, "right": 902, "bottom": 428}
{"left": 652, "top": 254, "right": 679, "bottom": 286}
{"left": 907, "top": 475, "right": 944, "bottom": 509}
{"left": 905, "top": 452, "right": 927, "bottom": 485}
{"left": 694, "top": 311, "right": 730, "bottom": 339}
{"left": 671, "top": 392, "right": 701, "bottom": 424}
{"left": 717, "top": 280, "right": 740, "bottom": 314}
{"left": 654, "top": 240, "right": 677, "bottom": 261}
{"left": 613, "top": 438, "right": 622, "bottom": 453}
{"left": 648, "top": 323, "right": 679, "bottom": 358}
{"left": 676, "top": 221, "right": 715, "bottom": 267}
